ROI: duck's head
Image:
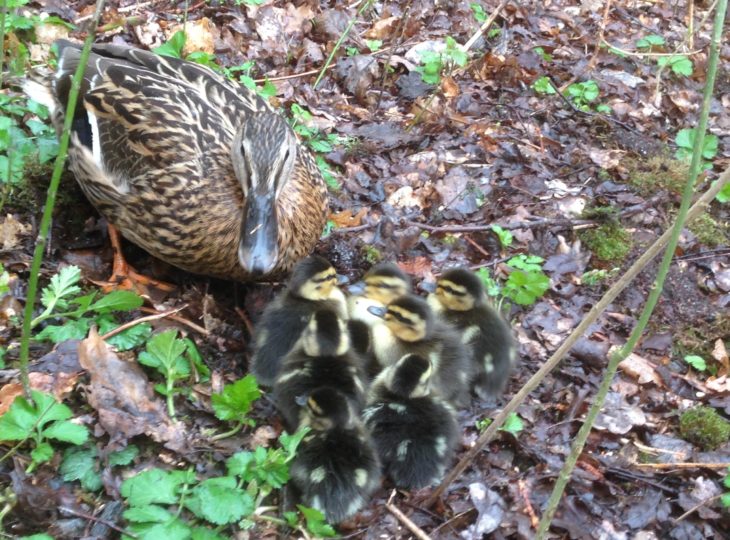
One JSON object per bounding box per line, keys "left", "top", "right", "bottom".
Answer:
{"left": 233, "top": 112, "right": 298, "bottom": 276}
{"left": 430, "top": 268, "right": 485, "bottom": 312}
{"left": 288, "top": 255, "right": 339, "bottom": 301}
{"left": 300, "top": 309, "right": 350, "bottom": 357}
{"left": 369, "top": 294, "right": 434, "bottom": 342}
{"left": 386, "top": 354, "right": 432, "bottom": 398}
{"left": 349, "top": 263, "right": 411, "bottom": 304}
{"left": 298, "top": 387, "right": 353, "bottom": 431}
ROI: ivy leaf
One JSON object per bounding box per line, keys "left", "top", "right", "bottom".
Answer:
{"left": 185, "top": 477, "right": 254, "bottom": 525}
{"left": 211, "top": 375, "right": 261, "bottom": 423}
{"left": 121, "top": 468, "right": 191, "bottom": 507}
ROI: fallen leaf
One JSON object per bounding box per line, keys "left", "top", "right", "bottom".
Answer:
{"left": 78, "top": 328, "right": 187, "bottom": 452}
{"left": 364, "top": 16, "right": 398, "bottom": 39}
{"left": 0, "top": 214, "right": 30, "bottom": 250}
{"left": 329, "top": 208, "right": 368, "bottom": 228}
{"left": 594, "top": 392, "right": 647, "bottom": 434}
{"left": 619, "top": 353, "right": 663, "bottom": 386}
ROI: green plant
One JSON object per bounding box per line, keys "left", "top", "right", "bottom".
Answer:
{"left": 675, "top": 128, "right": 717, "bottom": 168}
{"left": 470, "top": 2, "right": 487, "bottom": 23}
{"left": 531, "top": 76, "right": 556, "bottom": 95}
{"left": 684, "top": 354, "right": 707, "bottom": 371}
{"left": 490, "top": 225, "right": 513, "bottom": 248}
{"left": 565, "top": 80, "right": 600, "bottom": 111}
{"left": 119, "top": 428, "right": 320, "bottom": 538}
{"left": 721, "top": 467, "right": 730, "bottom": 508}
{"left": 533, "top": 47, "right": 552, "bottom": 62}
{"left": 679, "top": 406, "right": 730, "bottom": 450}
{"left": 476, "top": 412, "right": 524, "bottom": 435}
{"left": 636, "top": 34, "right": 665, "bottom": 50}
{"left": 415, "top": 36, "right": 468, "bottom": 85}
{"left": 365, "top": 39, "right": 382, "bottom": 52}
{"left": 224, "top": 61, "right": 277, "bottom": 99}
{"left": 581, "top": 268, "right": 619, "bottom": 286}
{"left": 61, "top": 444, "right": 139, "bottom": 491}
{"left": 362, "top": 245, "right": 382, "bottom": 265}
{"left": 503, "top": 255, "right": 550, "bottom": 306}
{"left": 0, "top": 390, "right": 89, "bottom": 472}
{"left": 579, "top": 224, "right": 633, "bottom": 262}
{"left": 284, "top": 505, "right": 336, "bottom": 537}
{"left": 30, "top": 266, "right": 148, "bottom": 349}
{"left": 138, "top": 330, "right": 204, "bottom": 419}
{"left": 475, "top": 267, "right": 501, "bottom": 297}
{"left": 210, "top": 375, "right": 261, "bottom": 440}
{"left": 658, "top": 54, "right": 693, "bottom": 77}
{"left": 716, "top": 181, "right": 730, "bottom": 203}
{"left": 234, "top": 0, "right": 265, "bottom": 5}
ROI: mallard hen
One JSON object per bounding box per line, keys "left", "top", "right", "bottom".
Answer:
{"left": 25, "top": 39, "right": 328, "bottom": 281}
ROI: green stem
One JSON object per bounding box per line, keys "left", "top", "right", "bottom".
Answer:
{"left": 312, "top": 0, "right": 374, "bottom": 89}
{"left": 17, "top": 0, "right": 107, "bottom": 397}
{"left": 209, "top": 421, "right": 244, "bottom": 441}
{"left": 535, "top": 1, "right": 727, "bottom": 536}
{"left": 166, "top": 377, "right": 176, "bottom": 419}
{"left": 0, "top": 0, "right": 7, "bottom": 90}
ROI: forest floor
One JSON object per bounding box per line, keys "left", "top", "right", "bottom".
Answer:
{"left": 1, "top": 0, "right": 730, "bottom": 538}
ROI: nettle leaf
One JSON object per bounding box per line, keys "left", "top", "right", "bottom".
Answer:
{"left": 121, "top": 468, "right": 192, "bottom": 507}
{"left": 191, "top": 526, "right": 228, "bottom": 540}
{"left": 90, "top": 290, "right": 143, "bottom": 313}
{"left": 42, "top": 420, "right": 89, "bottom": 445}
{"left": 109, "top": 444, "right": 139, "bottom": 467}
{"left": 41, "top": 265, "right": 82, "bottom": 310}
{"left": 186, "top": 477, "right": 254, "bottom": 525}
{"left": 153, "top": 30, "right": 186, "bottom": 58}
{"left": 35, "top": 318, "right": 92, "bottom": 343}
{"left": 31, "top": 441, "right": 54, "bottom": 464}
{"left": 138, "top": 330, "right": 190, "bottom": 378}
{"left": 211, "top": 375, "right": 261, "bottom": 422}
{"left": 298, "top": 505, "right": 337, "bottom": 537}
{"left": 61, "top": 446, "right": 102, "bottom": 491}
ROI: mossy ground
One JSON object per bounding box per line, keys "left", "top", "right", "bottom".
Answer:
{"left": 679, "top": 406, "right": 730, "bottom": 450}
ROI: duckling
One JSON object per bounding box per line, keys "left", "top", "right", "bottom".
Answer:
{"left": 363, "top": 354, "right": 458, "bottom": 489}
{"left": 347, "top": 263, "right": 411, "bottom": 375}
{"left": 273, "top": 309, "right": 367, "bottom": 431}
{"left": 288, "top": 386, "right": 380, "bottom": 523}
{"left": 251, "top": 255, "right": 347, "bottom": 386}
{"left": 368, "top": 294, "right": 470, "bottom": 406}
{"left": 427, "top": 268, "right": 517, "bottom": 399}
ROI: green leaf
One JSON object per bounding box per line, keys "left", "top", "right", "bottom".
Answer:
{"left": 723, "top": 474, "right": 730, "bottom": 489}
{"left": 470, "top": 2, "right": 487, "bottom": 23}
{"left": 121, "top": 468, "right": 190, "bottom": 506}
{"left": 18, "top": 535, "right": 55, "bottom": 540}
{"left": 298, "top": 505, "right": 337, "bottom": 537}
{"left": 153, "top": 31, "right": 186, "bottom": 58}
{"left": 500, "top": 412, "right": 524, "bottom": 435}
{"left": 279, "top": 427, "right": 310, "bottom": 458}
{"left": 109, "top": 444, "right": 139, "bottom": 467}
{"left": 721, "top": 493, "right": 730, "bottom": 508}
{"left": 126, "top": 517, "right": 192, "bottom": 540}
{"left": 684, "top": 355, "right": 707, "bottom": 371}
{"left": 40, "top": 266, "right": 82, "bottom": 311}
{"left": 42, "top": 420, "right": 89, "bottom": 445}
{"left": 490, "top": 225, "right": 513, "bottom": 248}
{"left": 186, "top": 477, "right": 254, "bottom": 525}
{"left": 715, "top": 180, "right": 730, "bottom": 203}
{"left": 475, "top": 267, "right": 501, "bottom": 297}
{"left": 507, "top": 254, "right": 544, "bottom": 272}
{"left": 636, "top": 34, "right": 665, "bottom": 49}
{"left": 138, "top": 330, "right": 190, "bottom": 379}
{"left": 226, "top": 451, "right": 255, "bottom": 478}
{"left": 212, "top": 375, "right": 262, "bottom": 423}
{"left": 658, "top": 55, "right": 693, "bottom": 77}
{"left": 191, "top": 527, "right": 228, "bottom": 540}
{"left": 90, "top": 290, "right": 143, "bottom": 313}
{"left": 124, "top": 504, "right": 176, "bottom": 524}
{"left": 35, "top": 318, "right": 92, "bottom": 343}
{"left": 531, "top": 76, "right": 556, "bottom": 95}
{"left": 0, "top": 395, "right": 38, "bottom": 440}
{"left": 365, "top": 39, "right": 382, "bottom": 52}
{"left": 186, "top": 51, "right": 219, "bottom": 69}
{"left": 61, "top": 446, "right": 103, "bottom": 491}
{"left": 503, "top": 270, "right": 550, "bottom": 305}
{"left": 105, "top": 322, "right": 153, "bottom": 351}
{"left": 31, "top": 441, "right": 54, "bottom": 464}
{"left": 595, "top": 104, "right": 612, "bottom": 114}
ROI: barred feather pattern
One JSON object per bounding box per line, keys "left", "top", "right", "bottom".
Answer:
{"left": 48, "top": 41, "right": 327, "bottom": 281}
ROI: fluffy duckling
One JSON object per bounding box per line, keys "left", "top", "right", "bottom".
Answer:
{"left": 288, "top": 387, "right": 380, "bottom": 523}
{"left": 251, "top": 255, "right": 347, "bottom": 386}
{"left": 363, "top": 354, "right": 458, "bottom": 489}
{"left": 369, "top": 294, "right": 470, "bottom": 406}
{"left": 427, "top": 268, "right": 517, "bottom": 399}
{"left": 273, "top": 309, "right": 367, "bottom": 431}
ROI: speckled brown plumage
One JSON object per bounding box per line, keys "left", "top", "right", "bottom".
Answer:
{"left": 43, "top": 40, "right": 328, "bottom": 281}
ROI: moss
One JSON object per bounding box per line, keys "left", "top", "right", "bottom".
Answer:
{"left": 361, "top": 245, "right": 382, "bottom": 265}
{"left": 679, "top": 406, "right": 730, "bottom": 450}
{"left": 624, "top": 155, "right": 690, "bottom": 196}
{"left": 687, "top": 213, "right": 729, "bottom": 247}
{"left": 579, "top": 223, "right": 633, "bottom": 262}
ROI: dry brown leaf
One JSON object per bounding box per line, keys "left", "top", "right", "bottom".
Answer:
{"left": 398, "top": 257, "right": 433, "bottom": 281}
{"left": 329, "top": 208, "right": 368, "bottom": 228}
{"left": 441, "top": 76, "right": 459, "bottom": 98}
{"left": 169, "top": 18, "right": 216, "bottom": 55}
{"left": 618, "top": 352, "right": 663, "bottom": 386}
{"left": 0, "top": 383, "right": 23, "bottom": 416}
{"left": 705, "top": 375, "right": 730, "bottom": 393}
{"left": 78, "top": 328, "right": 187, "bottom": 451}
{"left": 0, "top": 214, "right": 30, "bottom": 250}
{"left": 712, "top": 339, "right": 729, "bottom": 376}
{"left": 364, "top": 16, "right": 398, "bottom": 39}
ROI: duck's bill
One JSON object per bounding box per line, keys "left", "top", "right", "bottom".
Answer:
{"left": 420, "top": 280, "right": 437, "bottom": 293}
{"left": 366, "top": 305, "right": 387, "bottom": 318}
{"left": 238, "top": 194, "right": 279, "bottom": 276}
{"left": 347, "top": 281, "right": 366, "bottom": 295}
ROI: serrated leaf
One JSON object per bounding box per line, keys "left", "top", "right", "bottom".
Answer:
{"left": 636, "top": 34, "right": 664, "bottom": 49}
{"left": 191, "top": 527, "right": 227, "bottom": 540}
{"left": 684, "top": 355, "right": 707, "bottom": 371}
{"left": 123, "top": 504, "right": 175, "bottom": 523}
{"left": 109, "top": 444, "right": 139, "bottom": 467}
{"left": 226, "top": 451, "right": 255, "bottom": 478}
{"left": 31, "top": 441, "right": 54, "bottom": 463}
{"left": 106, "top": 323, "right": 153, "bottom": 351}
{"left": 298, "top": 505, "right": 337, "bottom": 537}
{"left": 90, "top": 290, "right": 143, "bottom": 313}
{"left": 211, "top": 375, "right": 261, "bottom": 422}
{"left": 121, "top": 469, "right": 190, "bottom": 506}
{"left": 127, "top": 517, "right": 191, "bottom": 540}
{"left": 35, "top": 318, "right": 92, "bottom": 343}
{"left": 43, "top": 420, "right": 89, "bottom": 445}
{"left": 187, "top": 477, "right": 254, "bottom": 525}
{"left": 41, "top": 266, "right": 82, "bottom": 310}
{"left": 138, "top": 330, "right": 190, "bottom": 378}
{"left": 153, "top": 31, "right": 186, "bottom": 58}
{"left": 0, "top": 395, "right": 39, "bottom": 440}
{"left": 61, "top": 446, "right": 103, "bottom": 491}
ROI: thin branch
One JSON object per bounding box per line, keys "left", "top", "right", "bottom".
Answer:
{"left": 385, "top": 491, "right": 432, "bottom": 540}
{"left": 100, "top": 305, "right": 189, "bottom": 340}
{"left": 633, "top": 462, "right": 730, "bottom": 470}
{"left": 426, "top": 172, "right": 729, "bottom": 508}
{"left": 599, "top": 38, "right": 703, "bottom": 58}
{"left": 138, "top": 306, "right": 209, "bottom": 336}
{"left": 674, "top": 494, "right": 722, "bottom": 522}
{"left": 59, "top": 506, "right": 134, "bottom": 537}
{"left": 461, "top": 0, "right": 509, "bottom": 52}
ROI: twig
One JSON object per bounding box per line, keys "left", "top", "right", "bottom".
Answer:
{"left": 100, "top": 305, "right": 189, "bottom": 340}
{"left": 59, "top": 506, "right": 134, "bottom": 537}
{"left": 425, "top": 173, "right": 729, "bottom": 509}
{"left": 374, "top": 1, "right": 413, "bottom": 115}
{"left": 633, "top": 462, "right": 730, "bottom": 470}
{"left": 331, "top": 222, "right": 378, "bottom": 234}
{"left": 462, "top": 0, "right": 509, "bottom": 52}
{"left": 385, "top": 490, "right": 432, "bottom": 540}
{"left": 518, "top": 479, "right": 539, "bottom": 528}
{"left": 599, "top": 38, "right": 703, "bottom": 58}
{"left": 675, "top": 494, "right": 722, "bottom": 522}
{"left": 139, "top": 306, "right": 209, "bottom": 336}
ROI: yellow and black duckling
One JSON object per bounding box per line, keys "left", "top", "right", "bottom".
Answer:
{"left": 427, "top": 268, "right": 517, "bottom": 399}
{"left": 251, "top": 256, "right": 347, "bottom": 386}
{"left": 368, "top": 294, "right": 470, "bottom": 406}
{"left": 24, "top": 40, "right": 327, "bottom": 283}
{"left": 288, "top": 387, "right": 380, "bottom": 523}
{"left": 273, "top": 309, "right": 367, "bottom": 431}
{"left": 363, "top": 354, "right": 458, "bottom": 489}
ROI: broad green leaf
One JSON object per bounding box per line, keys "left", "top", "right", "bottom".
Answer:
{"left": 716, "top": 180, "right": 730, "bottom": 203}
{"left": 123, "top": 505, "right": 175, "bottom": 523}
{"left": 721, "top": 493, "right": 730, "bottom": 508}
{"left": 0, "top": 395, "right": 39, "bottom": 439}
{"left": 18, "top": 535, "right": 55, "bottom": 540}
{"left": 121, "top": 468, "right": 190, "bottom": 506}
{"left": 35, "top": 318, "right": 92, "bottom": 343}
{"left": 186, "top": 476, "right": 254, "bottom": 525}
{"left": 279, "top": 427, "right": 310, "bottom": 458}
{"left": 109, "top": 444, "right": 139, "bottom": 467}
{"left": 490, "top": 225, "right": 513, "bottom": 248}
{"left": 504, "top": 270, "right": 550, "bottom": 305}
{"left": 153, "top": 31, "right": 186, "bottom": 58}
{"left": 90, "top": 290, "right": 143, "bottom": 313}
{"left": 684, "top": 355, "right": 707, "bottom": 371}
{"left": 636, "top": 34, "right": 665, "bottom": 49}
{"left": 138, "top": 329, "right": 190, "bottom": 378}
{"left": 31, "top": 441, "right": 54, "bottom": 464}
{"left": 43, "top": 420, "right": 89, "bottom": 445}
{"left": 191, "top": 527, "right": 227, "bottom": 540}
{"left": 61, "top": 446, "right": 102, "bottom": 491}
{"left": 500, "top": 412, "right": 524, "bottom": 435}
{"left": 126, "top": 517, "right": 191, "bottom": 540}
{"left": 365, "top": 39, "right": 382, "bottom": 52}
{"left": 298, "top": 505, "right": 337, "bottom": 537}
{"left": 226, "top": 451, "right": 255, "bottom": 478}
{"left": 532, "top": 76, "right": 556, "bottom": 95}
{"left": 211, "top": 375, "right": 261, "bottom": 422}
{"left": 184, "top": 338, "right": 210, "bottom": 381}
